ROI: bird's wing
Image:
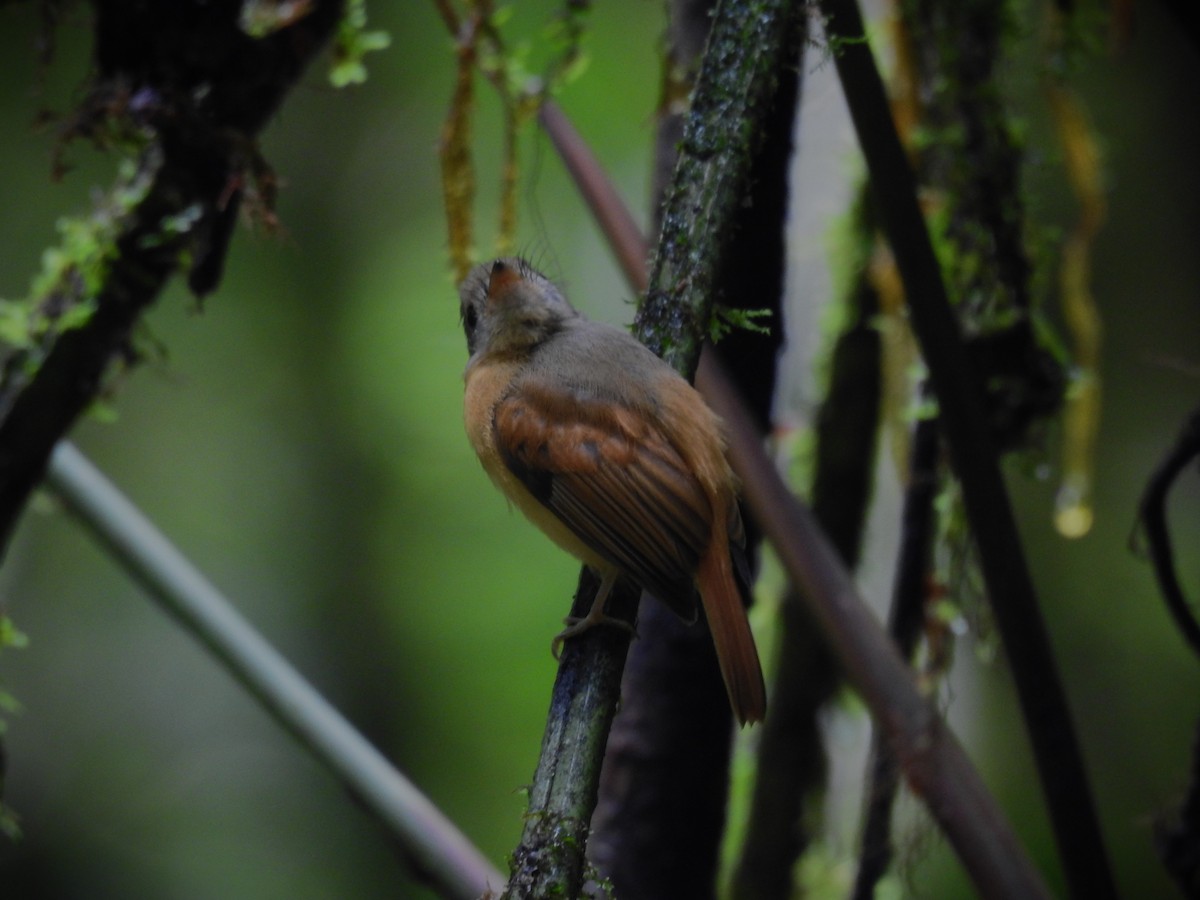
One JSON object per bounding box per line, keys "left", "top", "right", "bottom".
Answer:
{"left": 493, "top": 377, "right": 710, "bottom": 617}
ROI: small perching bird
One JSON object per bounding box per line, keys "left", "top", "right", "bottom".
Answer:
{"left": 459, "top": 258, "right": 766, "bottom": 725}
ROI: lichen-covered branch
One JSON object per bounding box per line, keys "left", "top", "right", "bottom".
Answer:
{"left": 502, "top": 573, "right": 639, "bottom": 899}
{"left": 896, "top": 0, "right": 1064, "bottom": 454}
{"left": 634, "top": 0, "right": 798, "bottom": 374}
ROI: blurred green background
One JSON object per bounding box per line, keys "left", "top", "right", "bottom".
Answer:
{"left": 0, "top": 2, "right": 1198, "bottom": 898}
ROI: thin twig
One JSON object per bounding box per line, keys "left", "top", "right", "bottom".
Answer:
{"left": 817, "top": 1, "right": 1116, "bottom": 896}
{"left": 46, "top": 442, "right": 503, "bottom": 900}
{"left": 1137, "top": 403, "right": 1200, "bottom": 658}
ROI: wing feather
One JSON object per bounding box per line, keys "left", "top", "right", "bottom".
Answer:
{"left": 494, "top": 378, "right": 710, "bottom": 617}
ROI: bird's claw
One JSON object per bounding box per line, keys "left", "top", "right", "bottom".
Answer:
{"left": 550, "top": 612, "right": 637, "bottom": 660}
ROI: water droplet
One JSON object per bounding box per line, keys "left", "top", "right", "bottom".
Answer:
{"left": 1054, "top": 477, "right": 1093, "bottom": 538}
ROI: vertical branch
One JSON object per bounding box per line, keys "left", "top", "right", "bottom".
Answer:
{"left": 852, "top": 412, "right": 940, "bottom": 900}
{"left": 633, "top": 0, "right": 798, "bottom": 371}
{"left": 591, "top": 2, "right": 802, "bottom": 896}
{"left": 895, "top": 0, "right": 1063, "bottom": 455}
{"left": 733, "top": 193, "right": 883, "bottom": 898}
{"left": 502, "top": 2, "right": 799, "bottom": 896}
{"left": 502, "top": 574, "right": 640, "bottom": 899}
{"left": 817, "top": 1, "right": 1116, "bottom": 896}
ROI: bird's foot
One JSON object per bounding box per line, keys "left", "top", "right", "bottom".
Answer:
{"left": 551, "top": 612, "right": 636, "bottom": 660}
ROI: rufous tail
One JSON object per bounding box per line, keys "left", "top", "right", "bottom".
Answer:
{"left": 698, "top": 538, "right": 767, "bottom": 725}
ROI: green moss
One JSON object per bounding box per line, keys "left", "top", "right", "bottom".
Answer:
{"left": 2, "top": 155, "right": 156, "bottom": 352}
{"left": 708, "top": 305, "right": 773, "bottom": 343}
{"left": 0, "top": 614, "right": 28, "bottom": 838}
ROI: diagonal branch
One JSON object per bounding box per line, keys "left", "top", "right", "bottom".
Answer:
{"left": 47, "top": 443, "right": 503, "bottom": 900}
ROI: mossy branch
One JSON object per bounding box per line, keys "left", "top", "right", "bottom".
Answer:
{"left": 0, "top": 0, "right": 344, "bottom": 555}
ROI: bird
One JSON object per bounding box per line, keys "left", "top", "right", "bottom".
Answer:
{"left": 458, "top": 257, "right": 766, "bottom": 725}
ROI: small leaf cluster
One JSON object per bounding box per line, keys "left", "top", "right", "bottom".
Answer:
{"left": 329, "top": 0, "right": 391, "bottom": 88}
